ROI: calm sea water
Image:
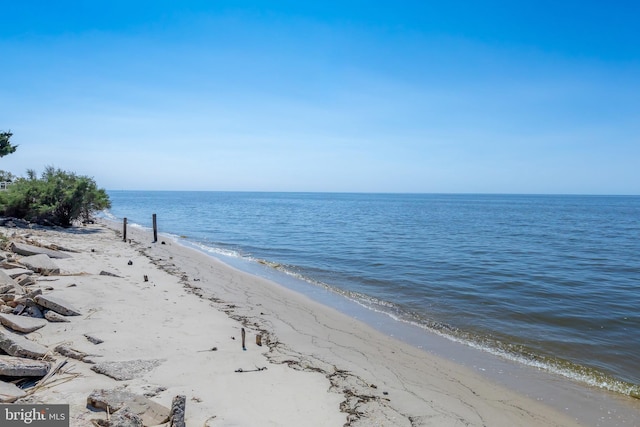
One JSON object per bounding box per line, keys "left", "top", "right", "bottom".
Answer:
{"left": 104, "top": 191, "right": 640, "bottom": 396}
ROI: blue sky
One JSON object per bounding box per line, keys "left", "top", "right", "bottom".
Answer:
{"left": 1, "top": 1, "right": 638, "bottom": 194}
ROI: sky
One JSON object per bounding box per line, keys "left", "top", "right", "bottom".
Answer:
{"left": 1, "top": 1, "right": 639, "bottom": 194}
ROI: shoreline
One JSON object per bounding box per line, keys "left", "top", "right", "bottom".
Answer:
{"left": 1, "top": 220, "right": 638, "bottom": 425}
{"left": 103, "top": 191, "right": 640, "bottom": 398}
{"left": 181, "top": 231, "right": 640, "bottom": 402}
{"left": 114, "top": 220, "right": 640, "bottom": 426}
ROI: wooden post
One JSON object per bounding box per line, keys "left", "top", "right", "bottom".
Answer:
{"left": 152, "top": 214, "right": 158, "bottom": 243}
{"left": 123, "top": 218, "right": 127, "bottom": 242}
{"left": 169, "top": 394, "right": 186, "bottom": 427}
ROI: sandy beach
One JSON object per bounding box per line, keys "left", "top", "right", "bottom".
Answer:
{"left": 1, "top": 221, "right": 637, "bottom": 426}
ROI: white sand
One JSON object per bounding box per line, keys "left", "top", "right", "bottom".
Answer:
{"left": 2, "top": 222, "right": 637, "bottom": 426}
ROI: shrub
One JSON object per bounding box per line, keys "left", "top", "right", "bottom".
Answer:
{"left": 0, "top": 166, "right": 111, "bottom": 227}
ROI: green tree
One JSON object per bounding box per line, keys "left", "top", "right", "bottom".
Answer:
{"left": 0, "top": 166, "right": 111, "bottom": 227}
{"left": 0, "top": 170, "right": 16, "bottom": 182}
{"left": 0, "top": 132, "right": 18, "bottom": 157}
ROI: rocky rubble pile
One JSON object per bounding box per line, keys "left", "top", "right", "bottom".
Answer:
{"left": 0, "top": 224, "right": 186, "bottom": 427}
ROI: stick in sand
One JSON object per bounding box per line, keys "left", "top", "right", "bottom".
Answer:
{"left": 241, "top": 327, "right": 246, "bottom": 351}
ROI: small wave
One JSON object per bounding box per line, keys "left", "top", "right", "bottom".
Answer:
{"left": 98, "top": 210, "right": 152, "bottom": 231}
{"left": 187, "top": 240, "right": 244, "bottom": 260}
{"left": 100, "top": 209, "right": 118, "bottom": 221}
{"left": 486, "top": 343, "right": 640, "bottom": 399}
{"left": 385, "top": 312, "right": 640, "bottom": 399}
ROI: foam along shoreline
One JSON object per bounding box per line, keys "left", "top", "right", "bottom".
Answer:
{"left": 0, "top": 220, "right": 635, "bottom": 426}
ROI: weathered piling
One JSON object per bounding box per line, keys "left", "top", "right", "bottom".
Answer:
{"left": 152, "top": 214, "right": 158, "bottom": 243}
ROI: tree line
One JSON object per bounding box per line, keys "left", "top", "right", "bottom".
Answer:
{"left": 0, "top": 131, "right": 111, "bottom": 227}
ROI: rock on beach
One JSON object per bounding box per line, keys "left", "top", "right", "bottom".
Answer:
{"left": 0, "top": 313, "right": 47, "bottom": 333}
{"left": 18, "top": 254, "right": 61, "bottom": 275}
{"left": 87, "top": 389, "right": 170, "bottom": 426}
{"left": 0, "top": 355, "right": 51, "bottom": 377}
{"left": 0, "top": 329, "right": 49, "bottom": 360}
{"left": 10, "top": 242, "right": 72, "bottom": 259}
{"left": 34, "top": 294, "right": 81, "bottom": 316}
{"left": 0, "top": 380, "right": 27, "bottom": 402}
{"left": 90, "top": 359, "right": 165, "bottom": 381}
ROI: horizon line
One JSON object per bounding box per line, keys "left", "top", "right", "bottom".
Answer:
{"left": 105, "top": 189, "right": 640, "bottom": 197}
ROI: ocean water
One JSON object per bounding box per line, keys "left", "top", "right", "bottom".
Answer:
{"left": 104, "top": 191, "right": 640, "bottom": 397}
